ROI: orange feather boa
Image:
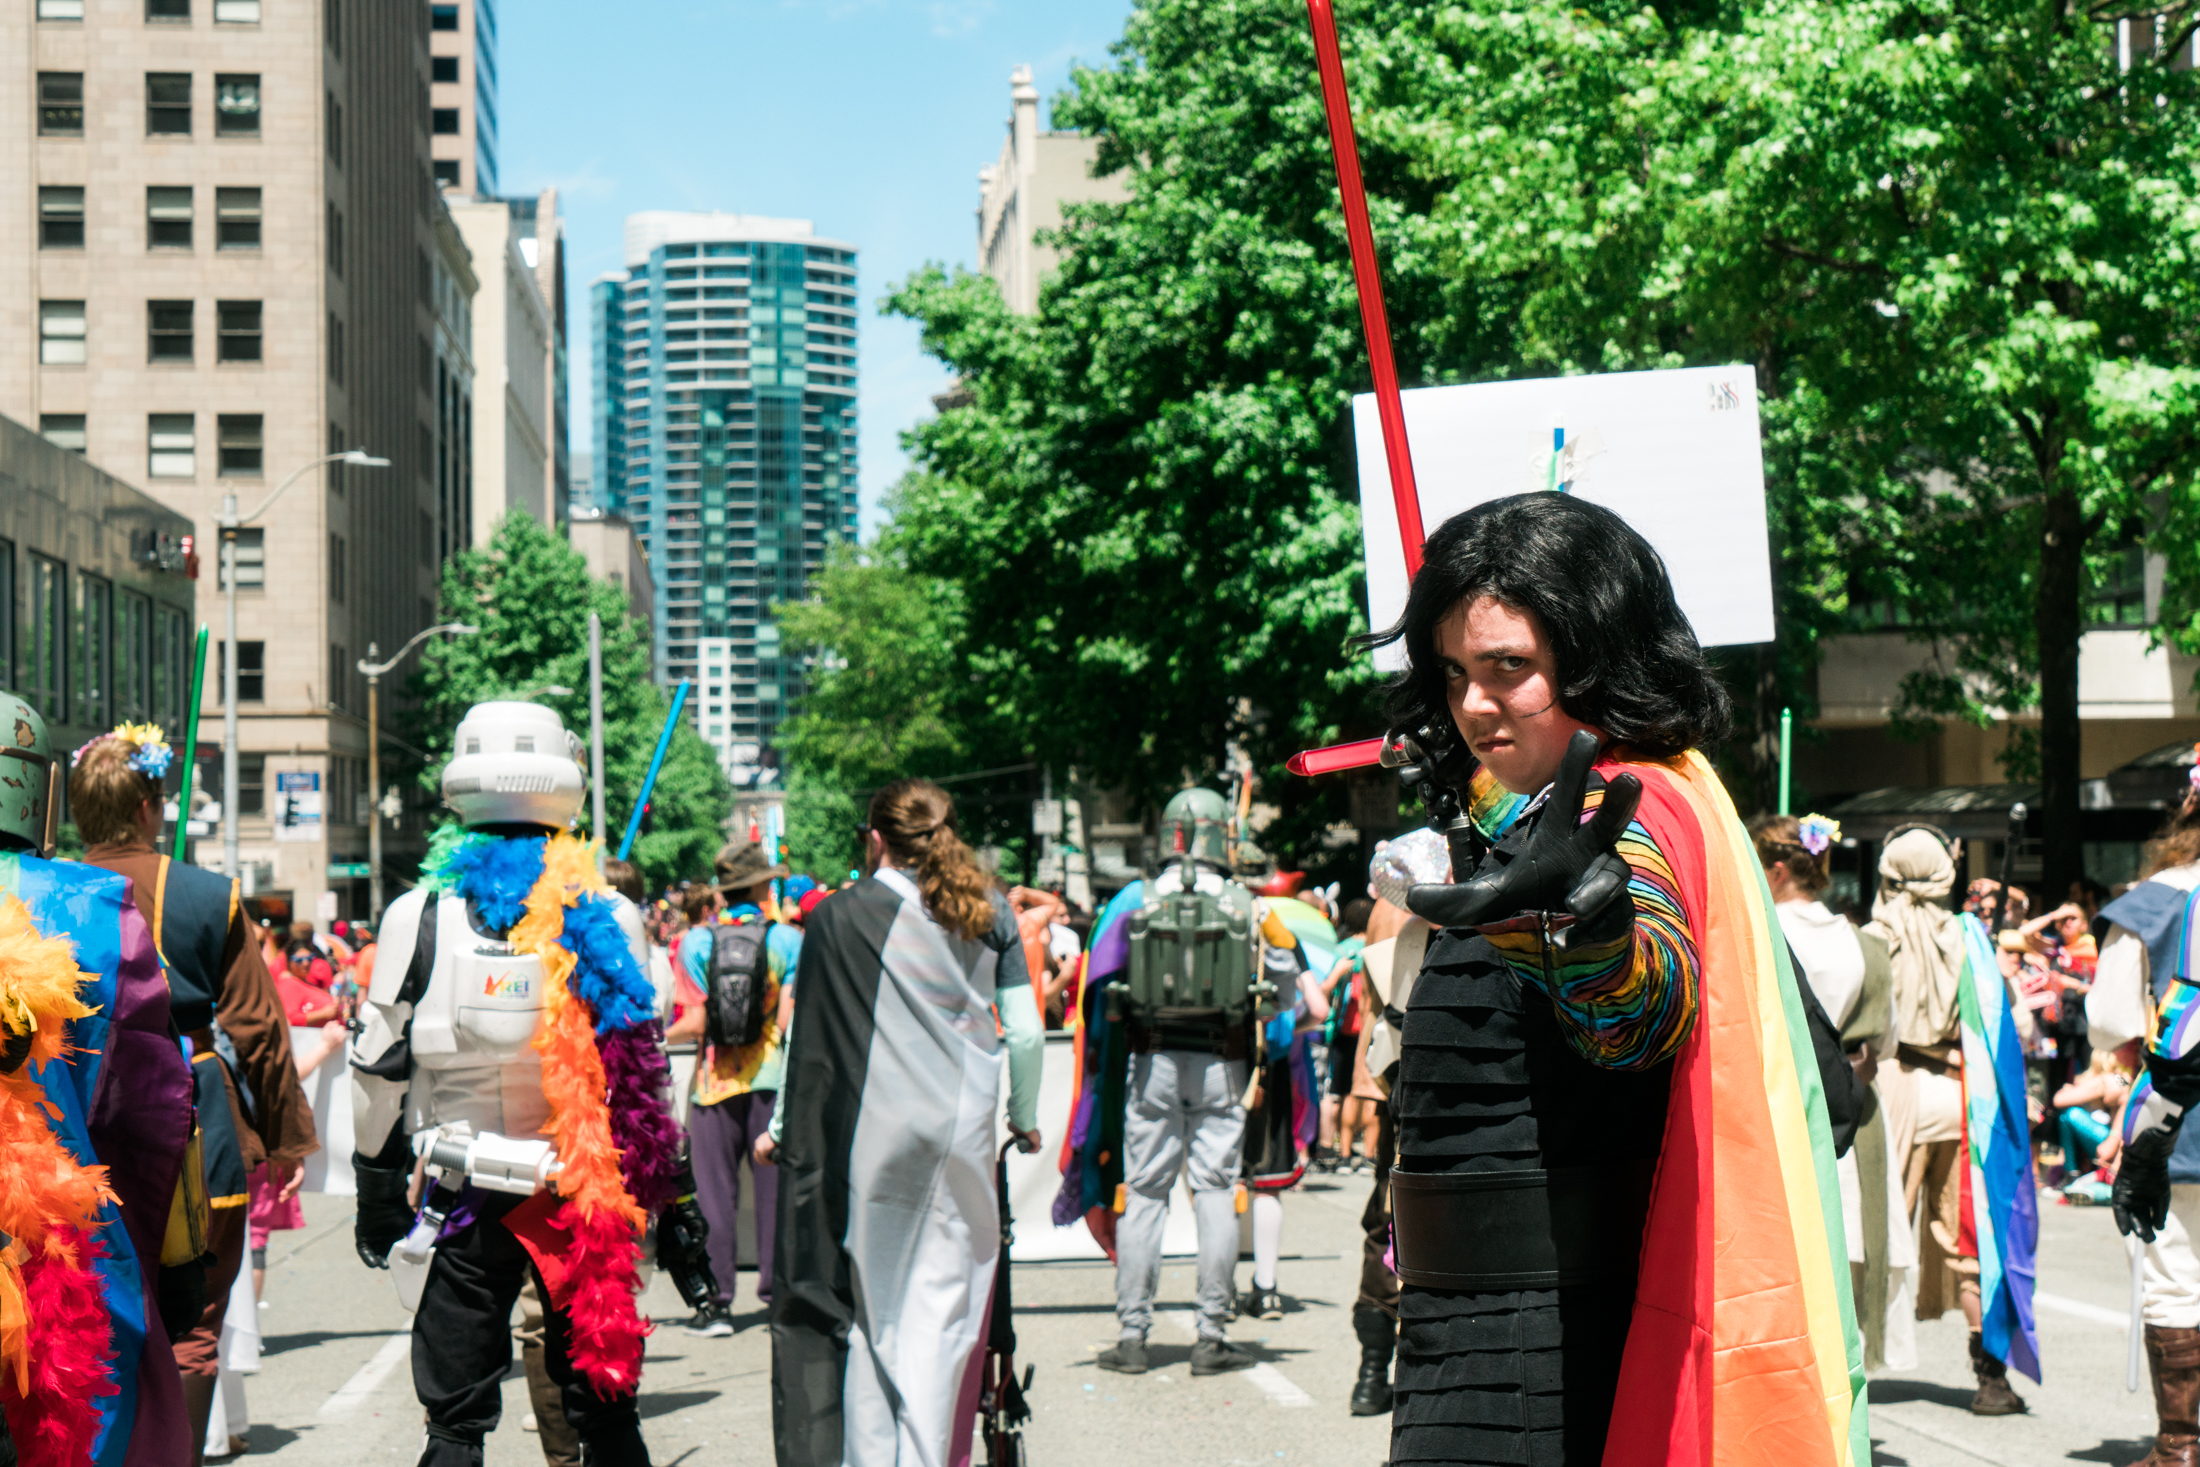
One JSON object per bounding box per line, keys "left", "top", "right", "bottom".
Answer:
{"left": 512, "top": 836, "right": 650, "bottom": 1395}
{"left": 0, "top": 893, "right": 119, "bottom": 1467}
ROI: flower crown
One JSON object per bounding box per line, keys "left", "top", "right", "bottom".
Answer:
{"left": 1796, "top": 813, "right": 1841, "bottom": 857}
{"left": 72, "top": 722, "right": 175, "bottom": 780}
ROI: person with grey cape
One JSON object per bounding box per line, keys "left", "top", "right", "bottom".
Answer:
{"left": 764, "top": 779, "right": 1044, "bottom": 1467}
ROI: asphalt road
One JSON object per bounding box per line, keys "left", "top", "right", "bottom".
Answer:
{"left": 233, "top": 1177, "right": 2158, "bottom": 1467}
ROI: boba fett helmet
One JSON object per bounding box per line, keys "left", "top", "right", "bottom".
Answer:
{"left": 1159, "top": 787, "right": 1231, "bottom": 867}
{"left": 0, "top": 692, "right": 55, "bottom": 854}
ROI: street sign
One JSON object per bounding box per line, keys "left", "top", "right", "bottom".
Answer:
{"left": 327, "top": 862, "right": 372, "bottom": 879}
{"left": 1032, "top": 799, "right": 1063, "bottom": 838}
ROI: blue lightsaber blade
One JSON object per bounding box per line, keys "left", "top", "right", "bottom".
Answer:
{"left": 617, "top": 679, "right": 689, "bottom": 861}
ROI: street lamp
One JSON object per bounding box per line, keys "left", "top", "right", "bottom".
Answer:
{"left": 357, "top": 621, "right": 479, "bottom": 921}
{"left": 217, "top": 449, "right": 389, "bottom": 885}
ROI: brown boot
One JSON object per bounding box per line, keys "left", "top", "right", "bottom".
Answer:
{"left": 1967, "top": 1331, "right": 2027, "bottom": 1416}
{"left": 2133, "top": 1325, "right": 2200, "bottom": 1467}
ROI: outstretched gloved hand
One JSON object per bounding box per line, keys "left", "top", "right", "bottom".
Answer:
{"left": 658, "top": 1193, "right": 716, "bottom": 1311}
{"left": 1405, "top": 730, "right": 1641, "bottom": 935}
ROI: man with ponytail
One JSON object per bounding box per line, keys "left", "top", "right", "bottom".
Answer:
{"left": 767, "top": 778, "right": 1043, "bottom": 1467}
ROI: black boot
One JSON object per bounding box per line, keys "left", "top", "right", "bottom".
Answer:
{"left": 1349, "top": 1306, "right": 1395, "bottom": 1416}
{"left": 1968, "top": 1330, "right": 2026, "bottom": 1416}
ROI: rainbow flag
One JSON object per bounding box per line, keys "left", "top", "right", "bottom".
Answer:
{"left": 1958, "top": 913, "right": 2041, "bottom": 1381}
{"left": 1603, "top": 751, "right": 1866, "bottom": 1467}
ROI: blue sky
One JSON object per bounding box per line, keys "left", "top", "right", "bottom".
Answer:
{"left": 499, "top": 0, "right": 1138, "bottom": 537}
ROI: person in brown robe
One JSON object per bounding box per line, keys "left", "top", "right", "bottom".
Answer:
{"left": 70, "top": 730, "right": 319, "bottom": 1466}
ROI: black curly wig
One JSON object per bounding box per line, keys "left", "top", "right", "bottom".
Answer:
{"left": 1364, "top": 493, "right": 1731, "bottom": 757}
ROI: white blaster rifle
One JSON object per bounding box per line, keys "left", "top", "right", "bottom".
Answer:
{"left": 386, "top": 1126, "right": 563, "bottom": 1310}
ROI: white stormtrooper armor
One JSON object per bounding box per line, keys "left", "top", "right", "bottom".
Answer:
{"left": 350, "top": 699, "right": 646, "bottom": 1165}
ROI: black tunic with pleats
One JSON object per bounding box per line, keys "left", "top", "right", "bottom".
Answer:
{"left": 1388, "top": 925, "right": 1672, "bottom": 1465}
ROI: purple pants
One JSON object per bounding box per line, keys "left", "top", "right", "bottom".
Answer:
{"left": 688, "top": 1089, "right": 777, "bottom": 1308}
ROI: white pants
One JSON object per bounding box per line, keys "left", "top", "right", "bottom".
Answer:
{"left": 2144, "top": 1183, "right": 2200, "bottom": 1329}
{"left": 1115, "top": 1050, "right": 1246, "bottom": 1342}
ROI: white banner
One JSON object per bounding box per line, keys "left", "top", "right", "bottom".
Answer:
{"left": 1356, "top": 364, "right": 1776, "bottom": 668}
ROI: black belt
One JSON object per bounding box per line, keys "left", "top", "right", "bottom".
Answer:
{"left": 1390, "top": 1161, "right": 1656, "bottom": 1291}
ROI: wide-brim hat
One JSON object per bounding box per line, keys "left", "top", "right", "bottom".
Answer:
{"left": 716, "top": 839, "right": 789, "bottom": 894}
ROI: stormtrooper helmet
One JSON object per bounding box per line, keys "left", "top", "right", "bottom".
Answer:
{"left": 441, "top": 701, "right": 586, "bottom": 830}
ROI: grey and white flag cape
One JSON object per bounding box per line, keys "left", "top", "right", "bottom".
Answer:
{"left": 771, "top": 867, "right": 1043, "bottom": 1467}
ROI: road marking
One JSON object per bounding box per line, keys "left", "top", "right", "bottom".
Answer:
{"left": 1160, "top": 1309, "right": 1313, "bottom": 1407}
{"left": 317, "top": 1329, "right": 412, "bottom": 1419}
{"left": 1871, "top": 1406, "right": 2007, "bottom": 1465}
{"left": 2036, "top": 1290, "right": 2132, "bottom": 1328}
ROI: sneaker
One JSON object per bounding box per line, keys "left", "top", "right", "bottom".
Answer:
{"left": 1097, "top": 1338, "right": 1149, "bottom": 1374}
{"left": 681, "top": 1306, "right": 734, "bottom": 1338}
{"left": 1246, "top": 1285, "right": 1284, "bottom": 1321}
{"left": 1190, "top": 1338, "right": 1256, "bottom": 1375}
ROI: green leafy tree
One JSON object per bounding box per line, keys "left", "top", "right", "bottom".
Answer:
{"left": 404, "top": 512, "right": 733, "bottom": 892}
{"left": 890, "top": 0, "right": 2200, "bottom": 894}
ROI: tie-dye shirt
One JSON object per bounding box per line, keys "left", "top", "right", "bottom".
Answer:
{"left": 1477, "top": 769, "right": 1700, "bottom": 1071}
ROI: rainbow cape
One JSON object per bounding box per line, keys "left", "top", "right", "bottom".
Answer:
{"left": 1957, "top": 913, "right": 2040, "bottom": 1380}
{"left": 1603, "top": 751, "right": 1866, "bottom": 1467}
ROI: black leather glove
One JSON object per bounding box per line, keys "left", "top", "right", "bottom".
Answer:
{"left": 2116, "top": 1114, "right": 2181, "bottom": 1243}
{"left": 1406, "top": 731, "right": 1641, "bottom": 937}
{"left": 657, "top": 1193, "right": 717, "bottom": 1310}
{"left": 156, "top": 1257, "right": 209, "bottom": 1341}
{"left": 353, "top": 1161, "right": 415, "bottom": 1269}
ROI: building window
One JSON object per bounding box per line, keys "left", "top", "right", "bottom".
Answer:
{"left": 430, "top": 3, "right": 457, "bottom": 28}
{"left": 39, "top": 301, "right": 85, "bottom": 365}
{"left": 149, "top": 300, "right": 194, "bottom": 362}
{"left": 218, "top": 414, "right": 263, "bottom": 476}
{"left": 219, "top": 641, "right": 265, "bottom": 703}
{"left": 213, "top": 0, "right": 259, "bottom": 20}
{"left": 40, "top": 415, "right": 86, "bottom": 453}
{"left": 0, "top": 546, "right": 14, "bottom": 711}
{"left": 217, "top": 300, "right": 262, "bottom": 362}
{"left": 236, "top": 752, "right": 265, "bottom": 813}
{"left": 148, "top": 414, "right": 195, "bottom": 477}
{"left": 325, "top": 92, "right": 342, "bottom": 164}
{"left": 118, "top": 591, "right": 151, "bottom": 722}
{"left": 38, "top": 73, "right": 83, "bottom": 134}
{"left": 432, "top": 55, "right": 459, "bottom": 83}
{"left": 39, "top": 187, "right": 84, "bottom": 248}
{"left": 432, "top": 108, "right": 460, "bottom": 135}
{"left": 147, "top": 73, "right": 192, "bottom": 135}
{"left": 147, "top": 0, "right": 188, "bottom": 19}
{"left": 326, "top": 202, "right": 344, "bottom": 276}
{"left": 147, "top": 186, "right": 193, "bottom": 248}
{"left": 155, "top": 605, "right": 187, "bottom": 728}
{"left": 329, "top": 534, "right": 346, "bottom": 604}
{"left": 27, "top": 556, "right": 65, "bottom": 722}
{"left": 330, "top": 644, "right": 350, "bottom": 711}
{"left": 217, "top": 527, "right": 263, "bottom": 590}
{"left": 2090, "top": 541, "right": 2150, "bottom": 627}
{"left": 328, "top": 424, "right": 346, "bottom": 494}
{"left": 216, "top": 187, "right": 261, "bottom": 248}
{"left": 215, "top": 75, "right": 259, "bottom": 135}
{"left": 38, "top": 0, "right": 85, "bottom": 18}
{"left": 433, "top": 158, "right": 461, "bottom": 187}
{"left": 327, "top": 313, "right": 345, "bottom": 383}
{"left": 73, "top": 572, "right": 111, "bottom": 729}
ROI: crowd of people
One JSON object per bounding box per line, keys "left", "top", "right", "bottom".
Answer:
{"left": 12, "top": 491, "right": 2200, "bottom": 1467}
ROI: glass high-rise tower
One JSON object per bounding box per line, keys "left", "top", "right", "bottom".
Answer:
{"left": 592, "top": 213, "right": 859, "bottom": 774}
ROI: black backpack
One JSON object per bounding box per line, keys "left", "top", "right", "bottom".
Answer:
{"left": 704, "top": 922, "right": 770, "bottom": 1049}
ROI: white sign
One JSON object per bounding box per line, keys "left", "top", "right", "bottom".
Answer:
{"left": 315, "top": 889, "right": 338, "bottom": 924}
{"left": 1032, "top": 799, "right": 1063, "bottom": 838}
{"left": 275, "top": 770, "right": 323, "bottom": 844}
{"left": 1355, "top": 365, "right": 1775, "bottom": 669}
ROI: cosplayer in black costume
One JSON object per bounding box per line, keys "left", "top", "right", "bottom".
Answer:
{"left": 1374, "top": 497, "right": 1728, "bottom": 1465}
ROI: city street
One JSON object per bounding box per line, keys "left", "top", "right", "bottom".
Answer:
{"left": 235, "top": 1178, "right": 2155, "bottom": 1467}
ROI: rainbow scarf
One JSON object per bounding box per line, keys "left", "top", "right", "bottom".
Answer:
{"left": 1602, "top": 751, "right": 1866, "bottom": 1467}
{"left": 419, "top": 829, "right": 681, "bottom": 1396}
{"left": 1957, "top": 913, "right": 2041, "bottom": 1380}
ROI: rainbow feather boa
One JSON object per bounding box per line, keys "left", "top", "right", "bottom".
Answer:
{"left": 420, "top": 829, "right": 682, "bottom": 1395}
{"left": 0, "top": 894, "right": 118, "bottom": 1467}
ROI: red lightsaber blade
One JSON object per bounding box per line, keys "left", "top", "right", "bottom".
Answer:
{"left": 1293, "top": 0, "right": 1424, "bottom": 777}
